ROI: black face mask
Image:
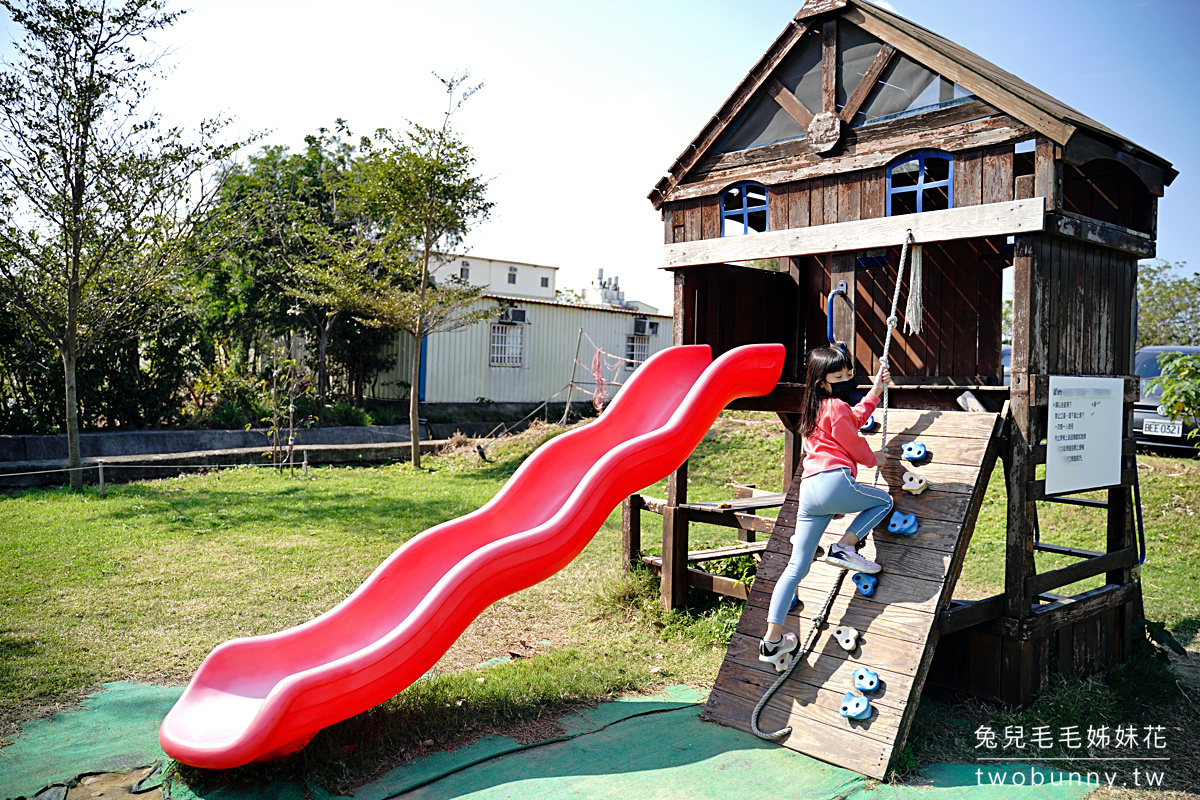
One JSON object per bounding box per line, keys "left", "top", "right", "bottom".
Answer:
{"left": 824, "top": 379, "right": 856, "bottom": 404}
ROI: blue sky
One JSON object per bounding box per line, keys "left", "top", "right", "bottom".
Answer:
{"left": 4, "top": 0, "right": 1196, "bottom": 311}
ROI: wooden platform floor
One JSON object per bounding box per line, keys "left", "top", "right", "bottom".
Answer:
{"left": 702, "top": 408, "right": 1004, "bottom": 779}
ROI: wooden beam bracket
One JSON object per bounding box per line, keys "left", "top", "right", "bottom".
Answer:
{"left": 1048, "top": 212, "right": 1156, "bottom": 258}
{"left": 1024, "top": 546, "right": 1138, "bottom": 597}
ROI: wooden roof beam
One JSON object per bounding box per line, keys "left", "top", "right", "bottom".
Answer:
{"left": 661, "top": 197, "right": 1044, "bottom": 268}
{"left": 842, "top": 6, "right": 1076, "bottom": 144}
{"left": 766, "top": 77, "right": 814, "bottom": 127}
{"left": 840, "top": 44, "right": 896, "bottom": 124}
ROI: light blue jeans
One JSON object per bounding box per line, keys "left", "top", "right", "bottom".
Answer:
{"left": 766, "top": 468, "right": 893, "bottom": 625}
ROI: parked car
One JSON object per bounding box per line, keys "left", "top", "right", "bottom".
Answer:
{"left": 1133, "top": 345, "right": 1200, "bottom": 454}
{"left": 1000, "top": 345, "right": 1011, "bottom": 386}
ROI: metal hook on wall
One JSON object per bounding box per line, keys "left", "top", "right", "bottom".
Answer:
{"left": 826, "top": 279, "right": 850, "bottom": 354}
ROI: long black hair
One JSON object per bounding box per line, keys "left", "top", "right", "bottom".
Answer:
{"left": 796, "top": 346, "right": 853, "bottom": 437}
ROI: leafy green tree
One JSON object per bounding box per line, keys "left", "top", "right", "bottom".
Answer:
{"left": 1149, "top": 353, "right": 1200, "bottom": 443}
{"left": 1137, "top": 260, "right": 1200, "bottom": 347}
{"left": 325, "top": 74, "right": 496, "bottom": 467}
{"left": 205, "top": 127, "right": 396, "bottom": 408}
{"left": 0, "top": 0, "right": 241, "bottom": 488}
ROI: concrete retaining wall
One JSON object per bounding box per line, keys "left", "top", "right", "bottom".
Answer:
{"left": 0, "top": 424, "right": 422, "bottom": 463}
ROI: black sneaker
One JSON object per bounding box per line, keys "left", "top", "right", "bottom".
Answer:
{"left": 758, "top": 631, "right": 799, "bottom": 672}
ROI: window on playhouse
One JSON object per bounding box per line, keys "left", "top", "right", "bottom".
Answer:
{"left": 852, "top": 50, "right": 971, "bottom": 127}
{"left": 887, "top": 152, "right": 953, "bottom": 216}
{"left": 490, "top": 324, "right": 524, "bottom": 367}
{"left": 625, "top": 335, "right": 649, "bottom": 370}
{"left": 721, "top": 182, "right": 769, "bottom": 236}
{"left": 712, "top": 23, "right": 974, "bottom": 157}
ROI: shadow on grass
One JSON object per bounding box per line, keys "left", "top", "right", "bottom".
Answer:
{"left": 1172, "top": 617, "right": 1199, "bottom": 649}
{"left": 91, "top": 484, "right": 480, "bottom": 543}
{"left": 0, "top": 628, "right": 100, "bottom": 707}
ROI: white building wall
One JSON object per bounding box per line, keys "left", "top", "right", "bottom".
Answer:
{"left": 428, "top": 254, "right": 557, "bottom": 301}
{"left": 369, "top": 298, "right": 671, "bottom": 405}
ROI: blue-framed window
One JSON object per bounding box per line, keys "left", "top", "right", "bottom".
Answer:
{"left": 720, "top": 182, "right": 768, "bottom": 237}
{"left": 887, "top": 152, "right": 953, "bottom": 216}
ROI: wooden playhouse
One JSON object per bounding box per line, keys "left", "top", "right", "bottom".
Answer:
{"left": 622, "top": 0, "right": 1177, "bottom": 779}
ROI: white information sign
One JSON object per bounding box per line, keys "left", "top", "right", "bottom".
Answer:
{"left": 1044, "top": 376, "right": 1125, "bottom": 496}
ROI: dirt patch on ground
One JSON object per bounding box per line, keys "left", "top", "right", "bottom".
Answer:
{"left": 65, "top": 766, "right": 161, "bottom": 799}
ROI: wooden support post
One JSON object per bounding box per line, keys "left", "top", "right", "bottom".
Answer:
{"left": 821, "top": 19, "right": 838, "bottom": 114}
{"left": 1005, "top": 234, "right": 1049, "bottom": 623}
{"left": 97, "top": 460, "right": 105, "bottom": 497}
{"left": 779, "top": 411, "right": 803, "bottom": 491}
{"left": 1000, "top": 638, "right": 1035, "bottom": 706}
{"left": 732, "top": 484, "right": 757, "bottom": 543}
{"left": 622, "top": 495, "right": 642, "bottom": 571}
{"left": 661, "top": 461, "right": 690, "bottom": 610}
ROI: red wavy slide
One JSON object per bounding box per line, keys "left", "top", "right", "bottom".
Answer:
{"left": 160, "top": 343, "right": 784, "bottom": 769}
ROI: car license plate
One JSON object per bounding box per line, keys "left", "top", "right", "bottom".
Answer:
{"left": 1143, "top": 420, "right": 1183, "bottom": 437}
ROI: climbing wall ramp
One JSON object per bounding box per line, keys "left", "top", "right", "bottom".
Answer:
{"left": 702, "top": 408, "right": 1004, "bottom": 779}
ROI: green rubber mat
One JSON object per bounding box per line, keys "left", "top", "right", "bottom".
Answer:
{"left": 394, "top": 705, "right": 1094, "bottom": 800}
{"left": 0, "top": 682, "right": 183, "bottom": 799}
{"left": 0, "top": 682, "right": 1097, "bottom": 800}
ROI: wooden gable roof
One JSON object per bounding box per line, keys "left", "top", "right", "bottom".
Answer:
{"left": 649, "top": 0, "right": 1174, "bottom": 210}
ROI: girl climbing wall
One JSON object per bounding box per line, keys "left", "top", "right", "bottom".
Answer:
{"left": 758, "top": 346, "right": 894, "bottom": 669}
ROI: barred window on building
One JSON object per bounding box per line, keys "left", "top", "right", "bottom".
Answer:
{"left": 625, "top": 335, "right": 649, "bottom": 370}
{"left": 490, "top": 324, "right": 524, "bottom": 367}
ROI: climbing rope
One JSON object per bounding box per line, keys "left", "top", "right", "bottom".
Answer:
{"left": 875, "top": 229, "right": 916, "bottom": 483}
{"left": 751, "top": 567, "right": 849, "bottom": 740}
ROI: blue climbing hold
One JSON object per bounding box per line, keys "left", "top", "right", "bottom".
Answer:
{"left": 901, "top": 442, "right": 928, "bottom": 462}
{"left": 853, "top": 572, "right": 878, "bottom": 597}
{"left": 853, "top": 667, "right": 880, "bottom": 692}
{"left": 888, "top": 511, "right": 919, "bottom": 535}
{"left": 839, "top": 690, "right": 872, "bottom": 720}
{"left": 859, "top": 414, "right": 878, "bottom": 433}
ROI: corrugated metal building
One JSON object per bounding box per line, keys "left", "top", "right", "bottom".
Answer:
{"left": 369, "top": 256, "right": 672, "bottom": 405}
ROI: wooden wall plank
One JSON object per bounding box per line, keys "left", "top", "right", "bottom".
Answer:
{"left": 954, "top": 150, "right": 983, "bottom": 207}
{"left": 839, "top": 174, "right": 862, "bottom": 223}
{"left": 862, "top": 169, "right": 886, "bottom": 221}
{"left": 824, "top": 178, "right": 840, "bottom": 227}
{"left": 683, "top": 198, "right": 702, "bottom": 242}
{"left": 701, "top": 195, "right": 721, "bottom": 240}
{"left": 982, "top": 146, "right": 1015, "bottom": 205}
{"left": 803, "top": 255, "right": 832, "bottom": 354}
{"left": 769, "top": 183, "right": 790, "bottom": 234}
{"left": 810, "top": 179, "right": 826, "bottom": 226}
{"left": 789, "top": 182, "right": 811, "bottom": 230}
{"left": 922, "top": 243, "right": 943, "bottom": 379}
{"left": 856, "top": 255, "right": 880, "bottom": 376}
{"left": 976, "top": 251, "right": 1004, "bottom": 381}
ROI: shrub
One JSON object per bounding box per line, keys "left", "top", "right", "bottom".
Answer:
{"left": 208, "top": 400, "right": 249, "bottom": 430}
{"left": 325, "top": 401, "right": 371, "bottom": 427}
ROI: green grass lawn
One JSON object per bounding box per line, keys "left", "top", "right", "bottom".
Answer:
{"left": 1, "top": 416, "right": 1197, "bottom": 795}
